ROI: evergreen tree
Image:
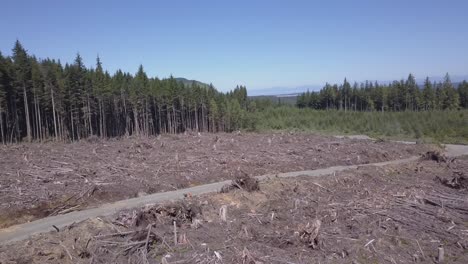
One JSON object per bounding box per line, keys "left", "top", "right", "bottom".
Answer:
{"left": 30, "top": 57, "right": 45, "bottom": 140}
{"left": 342, "top": 78, "right": 351, "bottom": 111}
{"left": 441, "top": 73, "right": 459, "bottom": 110}
{"left": 405, "top": 74, "right": 419, "bottom": 111}
{"left": 2, "top": 40, "right": 467, "bottom": 143}
{"left": 12, "top": 40, "right": 33, "bottom": 142}
{"left": 459, "top": 81, "right": 468, "bottom": 108}
{"left": 296, "top": 92, "right": 307, "bottom": 108}
{"left": 209, "top": 98, "right": 219, "bottom": 132}
{"left": 297, "top": 74, "right": 465, "bottom": 112}
{"left": 434, "top": 82, "right": 443, "bottom": 110}
{"left": 422, "top": 77, "right": 435, "bottom": 110}
{"left": 0, "top": 52, "right": 7, "bottom": 143}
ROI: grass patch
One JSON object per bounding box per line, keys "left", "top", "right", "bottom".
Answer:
{"left": 248, "top": 107, "right": 468, "bottom": 144}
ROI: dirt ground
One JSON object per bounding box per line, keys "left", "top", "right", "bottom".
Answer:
{"left": 0, "top": 154, "right": 467, "bottom": 264}
{"left": 0, "top": 133, "right": 431, "bottom": 228}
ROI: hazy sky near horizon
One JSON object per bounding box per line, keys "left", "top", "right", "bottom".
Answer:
{"left": 1, "top": 0, "right": 468, "bottom": 92}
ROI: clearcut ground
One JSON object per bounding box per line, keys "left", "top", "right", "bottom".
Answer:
{"left": 0, "top": 143, "right": 467, "bottom": 264}
{"left": 0, "top": 133, "right": 432, "bottom": 228}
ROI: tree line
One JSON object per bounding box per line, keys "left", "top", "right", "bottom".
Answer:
{"left": 2, "top": 40, "right": 466, "bottom": 144}
{"left": 0, "top": 41, "right": 251, "bottom": 143}
{"left": 297, "top": 74, "right": 468, "bottom": 111}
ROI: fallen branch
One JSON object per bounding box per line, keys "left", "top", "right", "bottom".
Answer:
{"left": 94, "top": 230, "right": 138, "bottom": 239}
{"left": 312, "top": 182, "right": 331, "bottom": 192}
{"left": 60, "top": 242, "right": 73, "bottom": 260}
{"left": 144, "top": 224, "right": 152, "bottom": 253}
{"left": 173, "top": 220, "right": 177, "bottom": 246}
{"left": 416, "top": 240, "right": 425, "bottom": 259}
{"left": 364, "top": 239, "right": 375, "bottom": 248}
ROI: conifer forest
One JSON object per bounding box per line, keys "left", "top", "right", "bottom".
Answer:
{"left": 0, "top": 40, "right": 467, "bottom": 144}
{"left": 0, "top": 41, "right": 249, "bottom": 143}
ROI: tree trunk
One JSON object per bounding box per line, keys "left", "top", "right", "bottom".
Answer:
{"left": 35, "top": 92, "right": 42, "bottom": 141}
{"left": 145, "top": 101, "right": 148, "bottom": 136}
{"left": 44, "top": 113, "right": 48, "bottom": 139}
{"left": 180, "top": 99, "right": 186, "bottom": 131}
{"left": 101, "top": 99, "right": 106, "bottom": 138}
{"left": 157, "top": 104, "right": 162, "bottom": 134}
{"left": 76, "top": 108, "right": 81, "bottom": 141}
{"left": 33, "top": 91, "right": 39, "bottom": 140}
{"left": 23, "top": 84, "right": 32, "bottom": 142}
{"left": 172, "top": 103, "right": 177, "bottom": 134}
{"left": 38, "top": 103, "right": 43, "bottom": 141}
{"left": 344, "top": 95, "right": 347, "bottom": 112}
{"left": 87, "top": 93, "right": 93, "bottom": 136}
{"left": 71, "top": 110, "right": 75, "bottom": 141}
{"left": 121, "top": 91, "right": 129, "bottom": 136}
{"left": 133, "top": 105, "right": 139, "bottom": 136}
{"left": 195, "top": 107, "right": 199, "bottom": 132}
{"left": 113, "top": 96, "right": 119, "bottom": 137}
{"left": 166, "top": 105, "right": 171, "bottom": 134}
{"left": 98, "top": 99, "right": 103, "bottom": 137}
{"left": 51, "top": 87, "right": 58, "bottom": 140}
{"left": 153, "top": 99, "right": 158, "bottom": 134}
{"left": 201, "top": 103, "right": 205, "bottom": 132}
{"left": 59, "top": 114, "right": 64, "bottom": 141}
{"left": 0, "top": 105, "right": 4, "bottom": 144}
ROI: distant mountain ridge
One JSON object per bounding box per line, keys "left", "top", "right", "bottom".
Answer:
{"left": 249, "top": 94, "right": 298, "bottom": 105}
{"left": 175, "top": 77, "right": 210, "bottom": 88}
{"left": 248, "top": 85, "right": 321, "bottom": 96}
{"left": 249, "top": 75, "right": 468, "bottom": 97}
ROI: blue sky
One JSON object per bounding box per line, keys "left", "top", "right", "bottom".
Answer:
{"left": 1, "top": 0, "right": 467, "bottom": 94}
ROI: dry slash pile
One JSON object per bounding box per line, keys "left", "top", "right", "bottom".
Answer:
{"left": 1, "top": 153, "right": 467, "bottom": 263}
{"left": 0, "top": 133, "right": 430, "bottom": 228}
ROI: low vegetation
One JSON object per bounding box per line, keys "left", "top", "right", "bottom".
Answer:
{"left": 250, "top": 108, "right": 468, "bottom": 144}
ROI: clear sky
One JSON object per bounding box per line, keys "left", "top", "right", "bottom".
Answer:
{"left": 1, "top": 0, "right": 467, "bottom": 93}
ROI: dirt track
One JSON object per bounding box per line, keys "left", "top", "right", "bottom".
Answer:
{"left": 0, "top": 155, "right": 420, "bottom": 245}
{"left": 0, "top": 133, "right": 431, "bottom": 228}
{"left": 0, "top": 146, "right": 467, "bottom": 263}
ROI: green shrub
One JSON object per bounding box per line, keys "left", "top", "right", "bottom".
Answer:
{"left": 246, "top": 107, "right": 468, "bottom": 144}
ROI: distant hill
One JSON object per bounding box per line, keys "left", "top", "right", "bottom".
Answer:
{"left": 175, "top": 77, "right": 210, "bottom": 88}
{"left": 249, "top": 76, "right": 467, "bottom": 97}
{"left": 248, "top": 85, "right": 321, "bottom": 96}
{"left": 248, "top": 80, "right": 466, "bottom": 106}
{"left": 249, "top": 94, "right": 298, "bottom": 105}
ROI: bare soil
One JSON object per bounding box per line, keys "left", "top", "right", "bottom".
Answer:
{"left": 1, "top": 155, "right": 467, "bottom": 264}
{"left": 0, "top": 133, "right": 430, "bottom": 228}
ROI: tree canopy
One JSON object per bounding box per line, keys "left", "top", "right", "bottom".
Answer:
{"left": 0, "top": 41, "right": 251, "bottom": 143}
{"left": 1, "top": 41, "right": 466, "bottom": 144}
{"left": 297, "top": 74, "right": 467, "bottom": 112}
